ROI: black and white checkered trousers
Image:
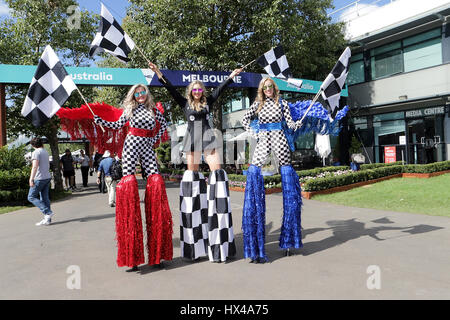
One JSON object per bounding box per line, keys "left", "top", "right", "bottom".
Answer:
{"left": 180, "top": 171, "right": 208, "bottom": 259}
{"left": 180, "top": 169, "right": 236, "bottom": 262}
{"left": 207, "top": 169, "right": 236, "bottom": 262}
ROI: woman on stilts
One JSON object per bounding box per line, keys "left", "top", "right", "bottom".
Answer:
{"left": 94, "top": 84, "right": 173, "bottom": 272}
{"left": 241, "top": 77, "right": 303, "bottom": 263}
{"left": 149, "top": 62, "right": 242, "bottom": 263}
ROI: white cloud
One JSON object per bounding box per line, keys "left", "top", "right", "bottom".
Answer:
{"left": 0, "top": 1, "right": 11, "bottom": 16}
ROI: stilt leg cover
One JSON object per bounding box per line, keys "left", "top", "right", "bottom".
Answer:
{"left": 207, "top": 169, "right": 236, "bottom": 262}
{"left": 179, "top": 171, "right": 208, "bottom": 260}
{"left": 279, "top": 165, "right": 303, "bottom": 249}
{"left": 145, "top": 174, "right": 173, "bottom": 265}
{"left": 242, "top": 164, "right": 267, "bottom": 261}
{"left": 115, "top": 175, "right": 145, "bottom": 267}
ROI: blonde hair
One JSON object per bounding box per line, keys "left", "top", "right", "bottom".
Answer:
{"left": 255, "top": 78, "right": 280, "bottom": 113}
{"left": 123, "top": 84, "right": 155, "bottom": 119}
{"left": 186, "top": 80, "right": 207, "bottom": 112}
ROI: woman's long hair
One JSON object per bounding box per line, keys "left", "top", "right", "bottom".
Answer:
{"left": 255, "top": 77, "right": 280, "bottom": 113}
{"left": 186, "top": 80, "right": 207, "bottom": 112}
{"left": 123, "top": 84, "right": 155, "bottom": 118}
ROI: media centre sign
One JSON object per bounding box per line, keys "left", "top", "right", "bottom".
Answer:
{"left": 0, "top": 64, "right": 347, "bottom": 96}
{"left": 405, "top": 106, "right": 445, "bottom": 118}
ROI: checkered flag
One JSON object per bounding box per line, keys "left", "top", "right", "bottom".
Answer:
{"left": 256, "top": 46, "right": 292, "bottom": 80}
{"left": 320, "top": 47, "right": 351, "bottom": 119}
{"left": 89, "top": 3, "right": 135, "bottom": 63}
{"left": 21, "top": 45, "right": 77, "bottom": 128}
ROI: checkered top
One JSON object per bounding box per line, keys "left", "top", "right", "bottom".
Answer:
{"left": 256, "top": 46, "right": 292, "bottom": 80}
{"left": 242, "top": 98, "right": 297, "bottom": 132}
{"left": 21, "top": 45, "right": 76, "bottom": 127}
{"left": 89, "top": 3, "right": 135, "bottom": 63}
{"left": 95, "top": 104, "right": 167, "bottom": 138}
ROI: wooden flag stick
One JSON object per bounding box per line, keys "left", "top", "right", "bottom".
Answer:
{"left": 76, "top": 87, "right": 105, "bottom": 133}
{"left": 241, "top": 59, "right": 256, "bottom": 70}
{"left": 297, "top": 88, "right": 323, "bottom": 126}
{"left": 134, "top": 43, "right": 152, "bottom": 65}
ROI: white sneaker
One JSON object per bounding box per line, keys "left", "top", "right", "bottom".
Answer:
{"left": 35, "top": 213, "right": 53, "bottom": 226}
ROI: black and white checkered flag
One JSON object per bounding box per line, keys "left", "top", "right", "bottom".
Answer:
{"left": 21, "top": 45, "right": 76, "bottom": 127}
{"left": 320, "top": 47, "right": 351, "bottom": 119}
{"left": 256, "top": 46, "right": 292, "bottom": 80}
{"left": 89, "top": 3, "right": 135, "bottom": 63}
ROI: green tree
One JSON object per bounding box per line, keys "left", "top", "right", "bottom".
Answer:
{"left": 115, "top": 0, "right": 346, "bottom": 130}
{"left": 0, "top": 0, "right": 97, "bottom": 190}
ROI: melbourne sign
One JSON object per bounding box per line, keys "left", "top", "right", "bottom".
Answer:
{"left": 0, "top": 64, "right": 347, "bottom": 96}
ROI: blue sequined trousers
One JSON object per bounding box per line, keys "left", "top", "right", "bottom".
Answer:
{"left": 279, "top": 165, "right": 303, "bottom": 249}
{"left": 242, "top": 164, "right": 267, "bottom": 261}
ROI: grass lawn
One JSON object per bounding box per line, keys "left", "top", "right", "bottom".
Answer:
{"left": 0, "top": 190, "right": 71, "bottom": 215}
{"left": 312, "top": 173, "right": 450, "bottom": 217}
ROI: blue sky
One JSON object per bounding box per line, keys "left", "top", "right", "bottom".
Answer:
{"left": 0, "top": 0, "right": 395, "bottom": 22}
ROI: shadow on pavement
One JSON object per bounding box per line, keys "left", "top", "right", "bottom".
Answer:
{"left": 50, "top": 213, "right": 115, "bottom": 226}
{"left": 264, "top": 217, "right": 444, "bottom": 261}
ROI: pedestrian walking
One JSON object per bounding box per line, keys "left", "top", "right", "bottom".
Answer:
{"left": 78, "top": 149, "right": 91, "bottom": 187}
{"left": 28, "top": 137, "right": 54, "bottom": 226}
{"left": 97, "top": 150, "right": 116, "bottom": 207}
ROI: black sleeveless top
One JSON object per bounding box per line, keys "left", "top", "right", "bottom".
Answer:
{"left": 160, "top": 75, "right": 233, "bottom": 152}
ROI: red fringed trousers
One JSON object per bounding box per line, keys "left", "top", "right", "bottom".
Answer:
{"left": 115, "top": 174, "right": 173, "bottom": 268}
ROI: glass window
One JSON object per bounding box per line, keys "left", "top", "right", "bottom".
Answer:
{"left": 371, "top": 41, "right": 401, "bottom": 56}
{"left": 371, "top": 48, "right": 403, "bottom": 79}
{"left": 373, "top": 119, "right": 405, "bottom": 162}
{"left": 404, "top": 37, "right": 442, "bottom": 72}
{"left": 295, "top": 132, "right": 314, "bottom": 150}
{"left": 350, "top": 116, "right": 368, "bottom": 125}
{"left": 373, "top": 112, "right": 404, "bottom": 122}
{"left": 403, "top": 28, "right": 441, "bottom": 47}
{"left": 348, "top": 60, "right": 365, "bottom": 85}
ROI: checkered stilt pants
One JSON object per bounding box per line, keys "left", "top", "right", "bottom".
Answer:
{"left": 179, "top": 171, "right": 208, "bottom": 260}
{"left": 252, "top": 130, "right": 291, "bottom": 167}
{"left": 207, "top": 169, "right": 236, "bottom": 262}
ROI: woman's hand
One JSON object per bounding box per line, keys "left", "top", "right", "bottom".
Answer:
{"left": 148, "top": 62, "right": 163, "bottom": 79}
{"left": 229, "top": 67, "right": 243, "bottom": 79}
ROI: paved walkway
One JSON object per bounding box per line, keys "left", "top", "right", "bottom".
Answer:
{"left": 1, "top": 169, "right": 449, "bottom": 300}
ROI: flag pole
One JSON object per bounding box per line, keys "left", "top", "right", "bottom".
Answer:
{"left": 75, "top": 87, "right": 105, "bottom": 133}
{"left": 241, "top": 59, "right": 256, "bottom": 70}
{"left": 134, "top": 43, "right": 152, "bottom": 65}
{"left": 297, "top": 88, "right": 323, "bottom": 126}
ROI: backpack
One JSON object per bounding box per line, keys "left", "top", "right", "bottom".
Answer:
{"left": 110, "top": 159, "right": 123, "bottom": 181}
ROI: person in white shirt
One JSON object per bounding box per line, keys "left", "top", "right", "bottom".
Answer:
{"left": 78, "top": 149, "right": 91, "bottom": 187}
{"left": 28, "top": 137, "right": 54, "bottom": 226}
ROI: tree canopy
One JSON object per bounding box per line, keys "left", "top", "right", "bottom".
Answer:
{"left": 110, "top": 0, "right": 347, "bottom": 128}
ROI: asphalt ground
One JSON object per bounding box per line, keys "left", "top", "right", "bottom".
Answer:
{"left": 1, "top": 169, "right": 449, "bottom": 301}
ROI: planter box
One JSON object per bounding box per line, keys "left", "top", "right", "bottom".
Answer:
{"left": 302, "top": 173, "right": 403, "bottom": 199}
{"left": 230, "top": 186, "right": 282, "bottom": 194}
{"left": 402, "top": 170, "right": 450, "bottom": 178}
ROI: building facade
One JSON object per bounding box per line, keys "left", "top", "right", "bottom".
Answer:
{"left": 346, "top": 0, "right": 450, "bottom": 164}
